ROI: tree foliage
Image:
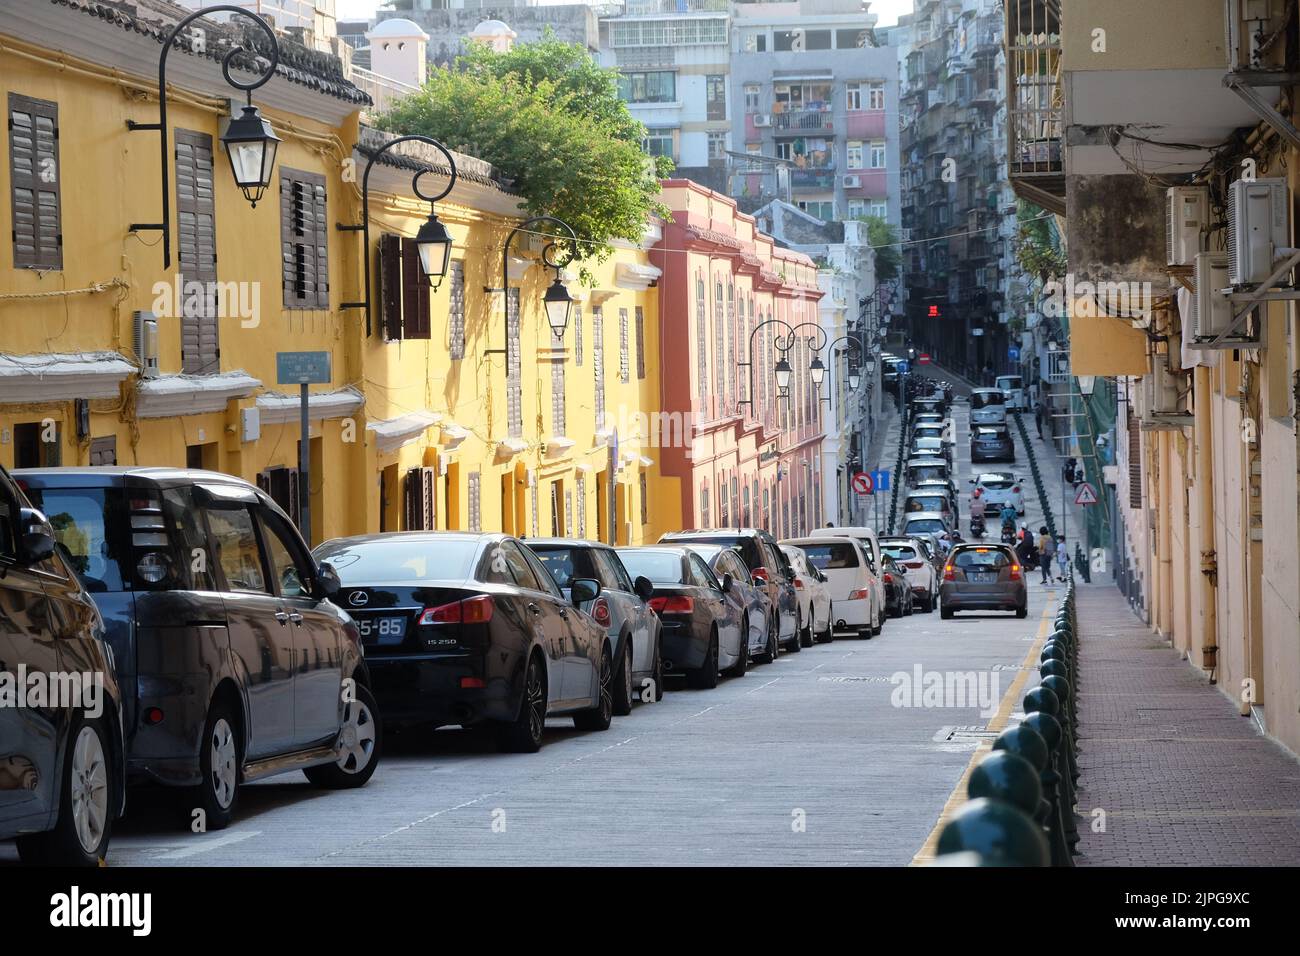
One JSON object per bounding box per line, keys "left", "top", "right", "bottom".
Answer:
{"left": 376, "top": 34, "right": 672, "bottom": 264}
{"left": 858, "top": 215, "right": 900, "bottom": 283}
{"left": 1015, "top": 201, "right": 1066, "bottom": 282}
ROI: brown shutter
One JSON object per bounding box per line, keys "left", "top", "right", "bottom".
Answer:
{"left": 176, "top": 130, "right": 219, "bottom": 374}
{"left": 635, "top": 306, "right": 646, "bottom": 379}
{"left": 378, "top": 232, "right": 403, "bottom": 340}
{"left": 448, "top": 260, "right": 466, "bottom": 358}
{"left": 400, "top": 237, "right": 430, "bottom": 339}
{"left": 404, "top": 467, "right": 437, "bottom": 529}
{"left": 8, "top": 93, "right": 62, "bottom": 270}
{"left": 89, "top": 436, "right": 117, "bottom": 466}
{"left": 1127, "top": 407, "right": 1142, "bottom": 509}
{"left": 280, "top": 168, "right": 328, "bottom": 309}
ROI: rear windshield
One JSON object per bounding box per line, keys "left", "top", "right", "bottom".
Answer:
{"left": 954, "top": 549, "right": 1012, "bottom": 570}
{"left": 798, "top": 542, "right": 859, "bottom": 569}
{"left": 904, "top": 518, "right": 947, "bottom": 533}
{"left": 997, "top": 377, "right": 1023, "bottom": 389}
{"left": 664, "top": 535, "right": 762, "bottom": 570}
{"left": 618, "top": 549, "right": 684, "bottom": 584}
{"left": 881, "top": 544, "right": 918, "bottom": 561}
{"left": 314, "top": 537, "right": 479, "bottom": 584}
{"left": 905, "top": 496, "right": 947, "bottom": 512}
{"left": 908, "top": 465, "right": 948, "bottom": 482}
{"left": 528, "top": 545, "right": 600, "bottom": 589}
{"left": 971, "top": 391, "right": 1006, "bottom": 409}
{"left": 23, "top": 486, "right": 127, "bottom": 592}
{"left": 978, "top": 475, "right": 1015, "bottom": 489}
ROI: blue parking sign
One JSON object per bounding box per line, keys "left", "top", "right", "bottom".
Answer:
{"left": 1008, "top": 346, "right": 1021, "bottom": 362}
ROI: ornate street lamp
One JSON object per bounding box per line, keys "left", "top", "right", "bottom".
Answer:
{"left": 774, "top": 356, "right": 794, "bottom": 398}
{"left": 339, "top": 134, "right": 459, "bottom": 334}
{"left": 809, "top": 355, "right": 827, "bottom": 387}
{"left": 823, "top": 334, "right": 864, "bottom": 404}
{"left": 483, "top": 216, "right": 578, "bottom": 366}
{"left": 848, "top": 367, "right": 862, "bottom": 391}
{"left": 127, "top": 4, "right": 281, "bottom": 268}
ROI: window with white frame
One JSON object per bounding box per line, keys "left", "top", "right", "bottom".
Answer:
{"left": 846, "top": 82, "right": 862, "bottom": 111}
{"left": 707, "top": 130, "right": 727, "bottom": 162}
{"left": 642, "top": 128, "right": 675, "bottom": 160}
{"left": 846, "top": 140, "right": 864, "bottom": 169}
{"left": 744, "top": 83, "right": 761, "bottom": 113}
{"left": 869, "top": 140, "right": 887, "bottom": 168}
{"left": 869, "top": 81, "right": 886, "bottom": 110}
{"left": 870, "top": 199, "right": 888, "bottom": 219}
{"left": 847, "top": 198, "right": 866, "bottom": 219}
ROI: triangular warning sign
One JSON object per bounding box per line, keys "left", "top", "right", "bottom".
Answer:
{"left": 1074, "top": 482, "right": 1099, "bottom": 506}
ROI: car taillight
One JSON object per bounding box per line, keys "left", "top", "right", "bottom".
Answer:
{"left": 1010, "top": 564, "right": 1022, "bottom": 581}
{"left": 591, "top": 597, "right": 611, "bottom": 627}
{"left": 943, "top": 565, "right": 955, "bottom": 581}
{"left": 751, "top": 566, "right": 770, "bottom": 582}
{"left": 419, "top": 595, "right": 494, "bottom": 626}
{"left": 649, "top": 595, "right": 694, "bottom": 614}
{"left": 1012, "top": 486, "right": 1021, "bottom": 493}
{"left": 905, "top": 561, "right": 924, "bottom": 569}
{"left": 883, "top": 573, "right": 893, "bottom": 584}
{"left": 847, "top": 588, "right": 870, "bottom": 600}
{"left": 794, "top": 578, "right": 804, "bottom": 590}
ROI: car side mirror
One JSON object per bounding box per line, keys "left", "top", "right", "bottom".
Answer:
{"left": 571, "top": 577, "right": 601, "bottom": 605}
{"left": 633, "top": 575, "right": 654, "bottom": 601}
{"left": 18, "top": 507, "right": 55, "bottom": 565}
{"left": 315, "top": 562, "right": 341, "bottom": 600}
{"left": 721, "top": 572, "right": 733, "bottom": 593}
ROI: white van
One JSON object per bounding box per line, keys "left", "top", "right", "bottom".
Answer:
{"left": 784, "top": 536, "right": 881, "bottom": 638}
{"left": 969, "top": 387, "right": 1009, "bottom": 425}
{"left": 821, "top": 526, "right": 887, "bottom": 635}
{"left": 995, "top": 375, "right": 1026, "bottom": 411}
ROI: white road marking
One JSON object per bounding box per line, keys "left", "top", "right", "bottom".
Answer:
{"left": 155, "top": 829, "right": 261, "bottom": 859}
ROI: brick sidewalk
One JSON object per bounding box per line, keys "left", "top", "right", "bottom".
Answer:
{"left": 1073, "top": 585, "right": 1300, "bottom": 865}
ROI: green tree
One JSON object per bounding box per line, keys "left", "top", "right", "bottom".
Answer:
{"left": 857, "top": 215, "right": 900, "bottom": 283}
{"left": 376, "top": 35, "right": 671, "bottom": 266}
{"left": 1015, "top": 201, "right": 1065, "bottom": 282}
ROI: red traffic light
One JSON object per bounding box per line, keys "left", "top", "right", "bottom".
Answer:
{"left": 928, "top": 305, "right": 941, "bottom": 318}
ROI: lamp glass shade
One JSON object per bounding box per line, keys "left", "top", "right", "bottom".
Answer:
{"left": 221, "top": 105, "right": 281, "bottom": 206}
{"left": 865, "top": 358, "right": 877, "bottom": 373}
{"left": 774, "top": 356, "right": 793, "bottom": 391}
{"left": 848, "top": 369, "right": 862, "bottom": 390}
{"left": 415, "top": 211, "right": 453, "bottom": 282}
{"left": 543, "top": 276, "right": 574, "bottom": 334}
{"left": 809, "top": 356, "right": 826, "bottom": 387}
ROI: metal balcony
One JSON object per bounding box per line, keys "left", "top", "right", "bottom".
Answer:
{"left": 790, "top": 167, "right": 836, "bottom": 190}
{"left": 1006, "top": 0, "right": 1065, "bottom": 215}
{"left": 772, "top": 110, "right": 836, "bottom": 132}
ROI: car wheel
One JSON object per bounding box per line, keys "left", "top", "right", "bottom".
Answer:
{"left": 872, "top": 606, "right": 884, "bottom": 636}
{"left": 859, "top": 627, "right": 873, "bottom": 640}
{"left": 941, "top": 605, "right": 955, "bottom": 620}
{"left": 574, "top": 644, "right": 615, "bottom": 731}
{"left": 497, "top": 653, "right": 547, "bottom": 753}
{"left": 785, "top": 610, "right": 803, "bottom": 652}
{"left": 799, "top": 605, "right": 813, "bottom": 648}
{"left": 650, "top": 628, "right": 666, "bottom": 701}
{"left": 1016, "top": 605, "right": 1029, "bottom": 619}
{"left": 193, "top": 699, "right": 240, "bottom": 831}
{"left": 16, "top": 716, "right": 113, "bottom": 866}
{"left": 725, "top": 616, "right": 749, "bottom": 677}
{"left": 612, "top": 636, "right": 634, "bottom": 716}
{"left": 687, "top": 631, "right": 720, "bottom": 689}
{"left": 760, "top": 617, "right": 779, "bottom": 663}
{"left": 305, "top": 682, "right": 382, "bottom": 789}
{"left": 817, "top": 603, "right": 833, "bottom": 643}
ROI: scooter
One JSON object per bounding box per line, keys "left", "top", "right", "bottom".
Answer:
{"left": 1000, "top": 518, "right": 1017, "bottom": 545}
{"left": 969, "top": 513, "right": 986, "bottom": 539}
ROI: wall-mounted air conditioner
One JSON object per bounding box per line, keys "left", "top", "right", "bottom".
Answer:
{"left": 1228, "top": 0, "right": 1286, "bottom": 73}
{"left": 1226, "top": 177, "right": 1288, "bottom": 285}
{"left": 843, "top": 175, "right": 861, "bottom": 188}
{"left": 1166, "top": 186, "right": 1208, "bottom": 267}
{"left": 1192, "top": 252, "right": 1232, "bottom": 340}
{"left": 133, "top": 310, "right": 159, "bottom": 379}
{"left": 1143, "top": 359, "right": 1185, "bottom": 421}
{"left": 753, "top": 114, "right": 773, "bottom": 127}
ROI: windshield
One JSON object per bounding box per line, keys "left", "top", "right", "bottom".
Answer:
{"left": 905, "top": 496, "right": 947, "bottom": 512}
{"left": 314, "top": 536, "right": 479, "bottom": 584}
{"left": 664, "top": 535, "right": 762, "bottom": 570}
{"left": 978, "top": 475, "right": 1015, "bottom": 490}
{"left": 909, "top": 465, "right": 948, "bottom": 482}
{"left": 529, "top": 545, "right": 600, "bottom": 589}
{"left": 617, "top": 549, "right": 684, "bottom": 584}
{"left": 996, "top": 376, "right": 1023, "bottom": 390}
{"left": 881, "top": 544, "right": 918, "bottom": 561}
{"left": 955, "top": 548, "right": 1012, "bottom": 570}
{"left": 905, "top": 518, "right": 947, "bottom": 534}
{"left": 971, "top": 391, "right": 1006, "bottom": 409}
{"left": 798, "top": 542, "right": 859, "bottom": 569}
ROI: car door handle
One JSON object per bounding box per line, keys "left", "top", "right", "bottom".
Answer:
{"left": 274, "top": 611, "right": 291, "bottom": 625}
{"left": 528, "top": 602, "right": 541, "bottom": 615}
{"left": 558, "top": 608, "right": 568, "bottom": 619}
{"left": 288, "top": 612, "right": 304, "bottom": 624}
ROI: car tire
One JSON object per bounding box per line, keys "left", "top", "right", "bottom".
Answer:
{"left": 759, "top": 617, "right": 779, "bottom": 664}
{"left": 1016, "top": 605, "right": 1028, "bottom": 619}
{"left": 649, "top": 630, "right": 666, "bottom": 702}
{"left": 816, "top": 603, "right": 833, "bottom": 643}
{"left": 859, "top": 627, "right": 873, "bottom": 640}
{"left": 15, "top": 715, "right": 114, "bottom": 866}
{"left": 304, "top": 681, "right": 382, "bottom": 790}
{"left": 725, "top": 617, "right": 749, "bottom": 678}
{"left": 941, "top": 605, "right": 955, "bottom": 620}
{"left": 687, "top": 631, "right": 720, "bottom": 689}
{"left": 193, "top": 698, "right": 241, "bottom": 831}
{"left": 785, "top": 610, "right": 803, "bottom": 653}
{"left": 612, "top": 636, "right": 634, "bottom": 716}
{"left": 573, "top": 644, "right": 615, "bottom": 731}
{"left": 497, "top": 652, "right": 547, "bottom": 753}
{"left": 799, "top": 606, "right": 813, "bottom": 648}
{"left": 872, "top": 607, "right": 884, "bottom": 636}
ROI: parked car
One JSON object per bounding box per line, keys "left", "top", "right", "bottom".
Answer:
{"left": 20, "top": 467, "right": 380, "bottom": 829}
{"left": 940, "top": 543, "right": 1028, "bottom": 619}
{"left": 910, "top": 396, "right": 947, "bottom": 418}
{"left": 910, "top": 422, "right": 950, "bottom": 446}
{"left": 909, "top": 435, "right": 952, "bottom": 466}
{"left": 880, "top": 554, "right": 913, "bottom": 617}
{"left": 878, "top": 535, "right": 939, "bottom": 612}
{"left": 969, "top": 472, "right": 1027, "bottom": 515}
{"left": 314, "top": 531, "right": 613, "bottom": 753}
{"left": 996, "top": 374, "right": 1026, "bottom": 411}
{"left": 0, "top": 466, "right": 126, "bottom": 865}
{"left": 677, "top": 542, "right": 774, "bottom": 663}
{"left": 905, "top": 456, "right": 951, "bottom": 487}
{"left": 658, "top": 529, "right": 799, "bottom": 653}
{"left": 819, "top": 526, "right": 888, "bottom": 634}
{"left": 903, "top": 490, "right": 957, "bottom": 525}
{"left": 971, "top": 424, "right": 1016, "bottom": 463}
{"left": 913, "top": 477, "right": 961, "bottom": 518}
{"left": 912, "top": 412, "right": 946, "bottom": 430}
{"left": 616, "top": 547, "right": 746, "bottom": 687}
{"left": 783, "top": 536, "right": 880, "bottom": 639}
{"left": 902, "top": 511, "right": 953, "bottom": 542}
{"left": 779, "top": 544, "right": 834, "bottom": 644}
{"left": 969, "top": 387, "right": 1009, "bottom": 426}
{"left": 528, "top": 539, "right": 663, "bottom": 711}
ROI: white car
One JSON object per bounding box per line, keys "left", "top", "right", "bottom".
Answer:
{"left": 970, "top": 472, "right": 1027, "bottom": 515}
{"left": 784, "top": 536, "right": 881, "bottom": 639}
{"left": 821, "top": 526, "right": 888, "bottom": 633}
{"left": 969, "top": 387, "right": 1009, "bottom": 425}
{"left": 878, "top": 536, "right": 939, "bottom": 613}
{"left": 780, "top": 544, "right": 834, "bottom": 645}
{"left": 996, "top": 374, "right": 1026, "bottom": 411}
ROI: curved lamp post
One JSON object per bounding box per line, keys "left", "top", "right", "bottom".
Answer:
{"left": 738, "top": 318, "right": 796, "bottom": 408}
{"left": 128, "top": 5, "right": 282, "bottom": 269}
{"left": 338, "top": 134, "right": 459, "bottom": 334}
{"left": 483, "top": 216, "right": 579, "bottom": 361}
{"left": 825, "top": 334, "right": 864, "bottom": 395}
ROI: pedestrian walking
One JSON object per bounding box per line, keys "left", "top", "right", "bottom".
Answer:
{"left": 1055, "top": 534, "right": 1069, "bottom": 582}
{"left": 1034, "top": 397, "right": 1046, "bottom": 439}
{"left": 1037, "top": 526, "right": 1055, "bottom": 584}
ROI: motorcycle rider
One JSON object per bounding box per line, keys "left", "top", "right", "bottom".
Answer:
{"left": 969, "top": 487, "right": 986, "bottom": 536}
{"left": 999, "top": 502, "right": 1018, "bottom": 543}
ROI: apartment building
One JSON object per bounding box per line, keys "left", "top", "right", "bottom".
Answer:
{"left": 1012, "top": 0, "right": 1300, "bottom": 758}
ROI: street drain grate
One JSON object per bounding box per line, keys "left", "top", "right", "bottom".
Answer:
{"left": 933, "top": 725, "right": 1001, "bottom": 742}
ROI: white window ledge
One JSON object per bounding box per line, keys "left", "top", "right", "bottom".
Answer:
{"left": 256, "top": 386, "right": 364, "bottom": 426}
{"left": 0, "top": 351, "right": 135, "bottom": 405}
{"left": 366, "top": 410, "right": 442, "bottom": 453}
{"left": 135, "top": 371, "right": 261, "bottom": 419}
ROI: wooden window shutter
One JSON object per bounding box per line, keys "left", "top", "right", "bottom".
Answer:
{"left": 507, "top": 289, "right": 522, "bottom": 437}
{"left": 378, "top": 232, "right": 403, "bottom": 340}
{"left": 1127, "top": 408, "right": 1142, "bottom": 509}
{"left": 89, "top": 436, "right": 117, "bottom": 466}
{"left": 404, "top": 466, "right": 436, "bottom": 530}
{"left": 448, "top": 260, "right": 466, "bottom": 359}
{"left": 619, "top": 308, "right": 630, "bottom": 384}
{"left": 400, "top": 237, "right": 430, "bottom": 339}
{"left": 258, "top": 466, "right": 300, "bottom": 527}
{"left": 635, "top": 306, "right": 646, "bottom": 379}
{"left": 280, "top": 168, "right": 328, "bottom": 308}
{"left": 176, "top": 130, "right": 219, "bottom": 374}
{"left": 8, "top": 93, "right": 62, "bottom": 270}
{"left": 574, "top": 305, "right": 584, "bottom": 366}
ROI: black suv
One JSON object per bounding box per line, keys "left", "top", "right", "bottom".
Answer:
{"left": 1, "top": 465, "right": 126, "bottom": 864}
{"left": 658, "top": 528, "right": 800, "bottom": 653}
{"left": 17, "top": 467, "right": 380, "bottom": 829}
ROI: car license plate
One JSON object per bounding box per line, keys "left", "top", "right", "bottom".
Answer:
{"left": 969, "top": 572, "right": 997, "bottom": 583}
{"left": 356, "top": 615, "right": 406, "bottom": 642}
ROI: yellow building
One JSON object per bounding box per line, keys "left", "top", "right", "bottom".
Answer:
{"left": 0, "top": 1, "right": 669, "bottom": 548}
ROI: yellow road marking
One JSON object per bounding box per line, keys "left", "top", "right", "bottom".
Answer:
{"left": 909, "top": 595, "right": 1058, "bottom": 865}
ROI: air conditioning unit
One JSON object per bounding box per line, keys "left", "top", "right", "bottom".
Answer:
{"left": 1228, "top": 0, "right": 1286, "bottom": 72}
{"left": 1143, "top": 359, "right": 1185, "bottom": 421}
{"left": 753, "top": 114, "right": 773, "bottom": 127}
{"left": 1166, "top": 186, "right": 1208, "bottom": 266}
{"left": 1192, "top": 252, "right": 1232, "bottom": 340}
{"left": 1226, "top": 177, "right": 1288, "bottom": 285}
{"left": 133, "top": 310, "right": 159, "bottom": 379}
{"left": 843, "top": 175, "right": 861, "bottom": 188}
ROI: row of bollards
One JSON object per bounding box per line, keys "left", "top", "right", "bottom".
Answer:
{"left": 934, "top": 582, "right": 1082, "bottom": 866}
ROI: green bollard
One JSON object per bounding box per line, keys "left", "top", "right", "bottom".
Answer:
{"left": 1023, "top": 685, "right": 1060, "bottom": 718}
{"left": 994, "top": 724, "right": 1052, "bottom": 829}
{"left": 936, "top": 798, "right": 1049, "bottom": 867}
{"left": 1022, "top": 711, "right": 1073, "bottom": 867}
{"left": 968, "top": 750, "right": 1043, "bottom": 819}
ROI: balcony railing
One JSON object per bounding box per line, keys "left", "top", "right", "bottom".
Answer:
{"left": 350, "top": 65, "right": 419, "bottom": 114}
{"left": 791, "top": 167, "right": 836, "bottom": 190}
{"left": 772, "top": 109, "right": 836, "bottom": 132}
{"left": 623, "top": 0, "right": 728, "bottom": 12}
{"left": 1006, "top": 0, "right": 1064, "bottom": 214}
